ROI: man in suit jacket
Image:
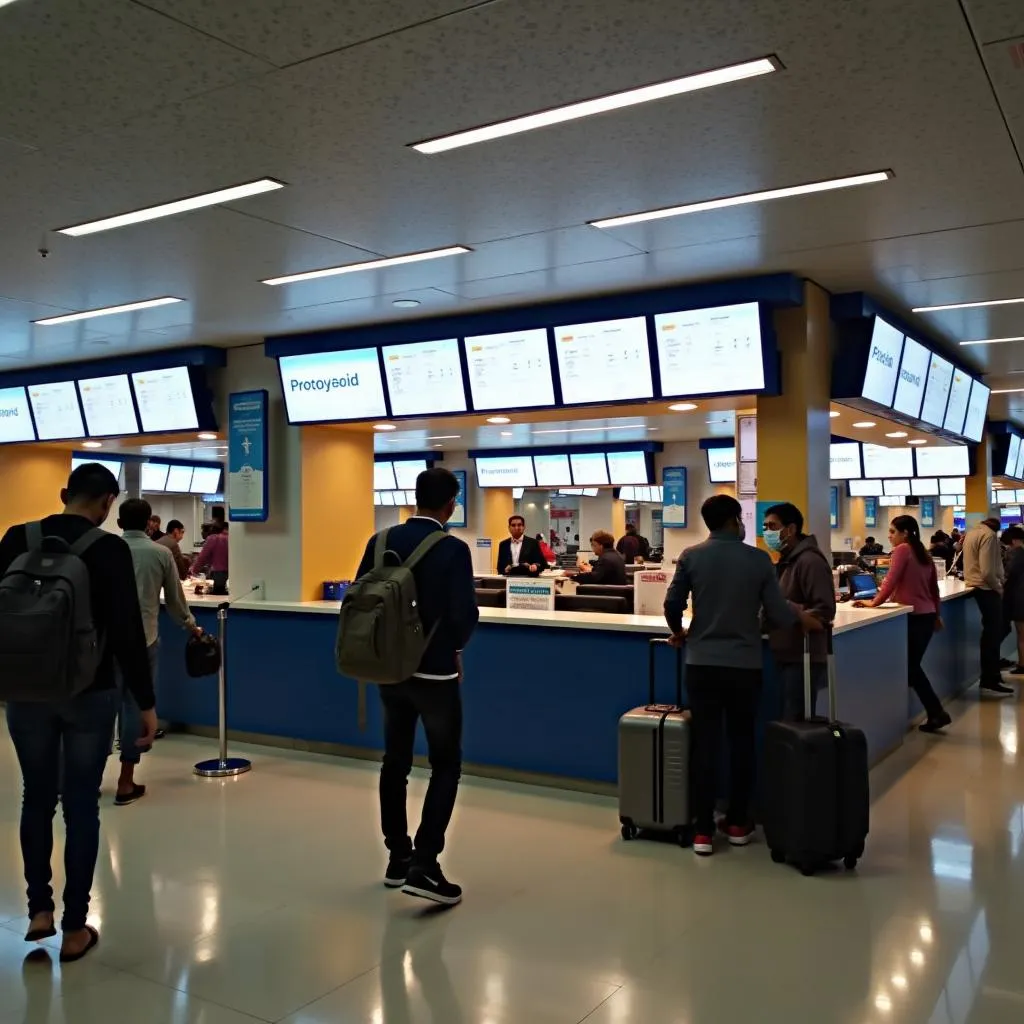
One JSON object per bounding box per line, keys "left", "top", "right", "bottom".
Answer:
{"left": 354, "top": 468, "right": 478, "bottom": 907}
{"left": 496, "top": 515, "right": 549, "bottom": 576}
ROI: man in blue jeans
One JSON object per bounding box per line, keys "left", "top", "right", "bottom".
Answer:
{"left": 0, "top": 463, "right": 155, "bottom": 962}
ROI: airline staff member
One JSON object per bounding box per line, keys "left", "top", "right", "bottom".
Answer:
{"left": 496, "top": 516, "right": 548, "bottom": 576}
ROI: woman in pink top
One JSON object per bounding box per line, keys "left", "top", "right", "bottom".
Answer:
{"left": 855, "top": 515, "right": 950, "bottom": 733}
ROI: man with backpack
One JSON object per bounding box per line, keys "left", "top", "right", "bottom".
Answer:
{"left": 341, "top": 467, "right": 478, "bottom": 906}
{"left": 0, "top": 462, "right": 155, "bottom": 962}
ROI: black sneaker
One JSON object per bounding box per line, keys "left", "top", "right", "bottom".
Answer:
{"left": 1010, "top": 665, "right": 1024, "bottom": 676}
{"left": 919, "top": 711, "right": 952, "bottom": 734}
{"left": 383, "top": 856, "right": 412, "bottom": 889}
{"left": 1000, "top": 658, "right": 1015, "bottom": 669}
{"left": 981, "top": 681, "right": 1015, "bottom": 697}
{"left": 401, "top": 865, "right": 462, "bottom": 906}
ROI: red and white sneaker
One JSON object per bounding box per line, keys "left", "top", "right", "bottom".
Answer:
{"left": 723, "top": 823, "right": 756, "bottom": 847}
{"left": 692, "top": 834, "right": 714, "bottom": 857}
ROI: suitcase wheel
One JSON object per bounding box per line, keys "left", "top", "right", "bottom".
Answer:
{"left": 770, "top": 849, "right": 786, "bottom": 865}
{"left": 843, "top": 854, "right": 859, "bottom": 871}
{"left": 799, "top": 862, "right": 817, "bottom": 877}
{"left": 620, "top": 822, "right": 638, "bottom": 841}
{"left": 675, "top": 827, "right": 692, "bottom": 848}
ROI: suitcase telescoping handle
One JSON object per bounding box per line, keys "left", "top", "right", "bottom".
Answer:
{"left": 649, "top": 637, "right": 684, "bottom": 709}
{"left": 804, "top": 629, "right": 837, "bottom": 721}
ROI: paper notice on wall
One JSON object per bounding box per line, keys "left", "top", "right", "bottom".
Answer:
{"left": 507, "top": 578, "right": 556, "bottom": 611}
{"left": 634, "top": 570, "right": 670, "bottom": 615}
{"left": 738, "top": 461, "right": 757, "bottom": 496}
{"left": 740, "top": 498, "right": 757, "bottom": 548}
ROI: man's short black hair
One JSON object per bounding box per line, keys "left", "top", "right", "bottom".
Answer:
{"left": 701, "top": 494, "right": 743, "bottom": 532}
{"left": 66, "top": 463, "right": 120, "bottom": 503}
{"left": 625, "top": 522, "right": 637, "bottom": 533}
{"left": 765, "top": 502, "right": 804, "bottom": 533}
{"left": 416, "top": 467, "right": 460, "bottom": 511}
{"left": 167, "top": 519, "right": 185, "bottom": 533}
{"left": 508, "top": 515, "right": 525, "bottom": 526}
{"left": 119, "top": 497, "right": 152, "bottom": 532}
{"left": 211, "top": 505, "right": 225, "bottom": 522}
{"left": 865, "top": 536, "right": 876, "bottom": 544}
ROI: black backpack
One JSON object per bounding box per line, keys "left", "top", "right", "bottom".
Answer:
{"left": 0, "top": 522, "right": 104, "bottom": 702}
{"left": 185, "top": 633, "right": 221, "bottom": 678}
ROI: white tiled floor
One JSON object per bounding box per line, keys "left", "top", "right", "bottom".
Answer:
{"left": 2, "top": 690, "right": 1024, "bottom": 1023}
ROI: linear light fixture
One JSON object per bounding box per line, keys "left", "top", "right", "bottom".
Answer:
{"left": 410, "top": 56, "right": 780, "bottom": 154}
{"left": 262, "top": 246, "right": 471, "bottom": 286}
{"left": 992, "top": 388, "right": 1024, "bottom": 395}
{"left": 531, "top": 424, "right": 648, "bottom": 435}
{"left": 960, "top": 336, "right": 1024, "bottom": 346}
{"left": 590, "top": 170, "right": 892, "bottom": 229}
{"left": 914, "top": 297, "right": 1024, "bottom": 313}
{"left": 56, "top": 178, "right": 285, "bottom": 237}
{"left": 34, "top": 296, "right": 183, "bottom": 326}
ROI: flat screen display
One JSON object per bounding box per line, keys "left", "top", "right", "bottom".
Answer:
{"left": 393, "top": 460, "right": 428, "bottom": 490}
{"left": 0, "top": 387, "right": 35, "bottom": 443}
{"left": 141, "top": 463, "right": 169, "bottom": 492}
{"left": 570, "top": 452, "right": 609, "bottom": 486}
{"left": 939, "top": 477, "right": 966, "bottom": 495}
{"left": 862, "top": 318, "right": 904, "bottom": 407}
{"left": 878, "top": 495, "right": 905, "bottom": 507}
{"left": 165, "top": 466, "right": 194, "bottom": 492}
{"left": 1015, "top": 443, "right": 1024, "bottom": 482}
{"left": 28, "top": 381, "right": 84, "bottom": 440}
{"left": 706, "top": 446, "right": 737, "bottom": 483}
{"left": 374, "top": 491, "right": 384, "bottom": 506}
{"left": 190, "top": 466, "right": 222, "bottom": 494}
{"left": 607, "top": 450, "right": 650, "bottom": 485}
{"left": 476, "top": 456, "right": 536, "bottom": 488}
{"left": 374, "top": 462, "right": 397, "bottom": 490}
{"left": 943, "top": 369, "right": 972, "bottom": 435}
{"left": 939, "top": 494, "right": 964, "bottom": 506}
{"left": 911, "top": 478, "right": 938, "bottom": 496}
{"left": 381, "top": 491, "right": 396, "bottom": 506}
{"left": 883, "top": 478, "right": 911, "bottom": 496}
{"left": 1005, "top": 435, "right": 1022, "bottom": 479}
{"left": 131, "top": 366, "right": 199, "bottom": 433}
{"left": 279, "top": 348, "right": 387, "bottom": 423}
{"left": 829, "top": 442, "right": 861, "bottom": 480}
{"left": 78, "top": 374, "right": 139, "bottom": 436}
{"left": 382, "top": 338, "right": 466, "bottom": 417}
{"left": 892, "top": 337, "right": 929, "bottom": 420}
{"left": 847, "top": 479, "right": 884, "bottom": 497}
{"left": 554, "top": 317, "right": 654, "bottom": 405}
{"left": 861, "top": 443, "right": 914, "bottom": 478}
{"left": 914, "top": 445, "right": 969, "bottom": 478}
{"left": 654, "top": 302, "right": 764, "bottom": 397}
{"left": 533, "top": 453, "right": 572, "bottom": 487}
{"left": 963, "top": 379, "right": 990, "bottom": 442}
{"left": 464, "top": 329, "right": 556, "bottom": 411}
{"left": 71, "top": 456, "right": 122, "bottom": 479}
{"left": 919, "top": 353, "right": 954, "bottom": 428}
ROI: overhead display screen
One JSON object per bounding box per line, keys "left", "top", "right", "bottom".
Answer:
{"left": 141, "top": 462, "right": 169, "bottom": 492}
{"left": 554, "top": 317, "right": 654, "bottom": 405}
{"left": 28, "top": 381, "right": 84, "bottom": 441}
{"left": 373, "top": 462, "right": 397, "bottom": 490}
{"left": 878, "top": 495, "right": 905, "bottom": 507}
{"left": 706, "top": 446, "right": 737, "bottom": 483}
{"left": 393, "top": 460, "right": 428, "bottom": 490}
{"left": 862, "top": 318, "right": 904, "bottom": 407}
{"left": 464, "top": 329, "right": 556, "bottom": 411}
{"left": 382, "top": 338, "right": 466, "bottom": 417}
{"left": 861, "top": 443, "right": 914, "bottom": 479}
{"left": 476, "top": 456, "right": 536, "bottom": 488}
{"left": 919, "top": 353, "right": 954, "bottom": 428}
{"left": 939, "top": 477, "right": 967, "bottom": 494}
{"left": 570, "top": 452, "right": 610, "bottom": 486}
{"left": 0, "top": 387, "right": 35, "bottom": 443}
{"left": 914, "top": 445, "right": 970, "bottom": 478}
{"left": 1015, "top": 442, "right": 1024, "bottom": 482}
{"left": 279, "top": 348, "right": 387, "bottom": 423}
{"left": 1005, "top": 435, "right": 1022, "bottom": 479}
{"left": 654, "top": 302, "right": 764, "bottom": 397}
{"left": 190, "top": 466, "right": 222, "bottom": 494}
{"left": 165, "top": 466, "right": 194, "bottom": 492}
{"left": 848, "top": 478, "right": 884, "bottom": 497}
{"left": 829, "top": 442, "right": 861, "bottom": 480}
{"left": 883, "top": 478, "right": 911, "bottom": 496}
{"left": 943, "top": 368, "right": 972, "bottom": 435}
{"left": 607, "top": 450, "right": 650, "bottom": 485}
{"left": 78, "top": 374, "right": 138, "bottom": 437}
{"left": 131, "top": 366, "right": 199, "bottom": 433}
{"left": 962, "top": 379, "right": 990, "bottom": 443}
{"left": 892, "top": 337, "right": 929, "bottom": 420}
{"left": 533, "top": 453, "right": 572, "bottom": 487}
{"left": 911, "top": 478, "right": 938, "bottom": 496}
{"left": 71, "top": 456, "right": 123, "bottom": 478}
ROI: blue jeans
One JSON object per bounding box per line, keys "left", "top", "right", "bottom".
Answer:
{"left": 778, "top": 661, "right": 828, "bottom": 720}
{"left": 6, "top": 688, "right": 118, "bottom": 931}
{"left": 118, "top": 640, "right": 159, "bottom": 765}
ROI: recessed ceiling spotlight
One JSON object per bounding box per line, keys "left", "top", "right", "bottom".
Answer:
{"left": 668, "top": 402, "right": 697, "bottom": 412}
{"left": 373, "top": 423, "right": 397, "bottom": 432}
{"left": 913, "top": 297, "right": 1024, "bottom": 313}
{"left": 959, "top": 336, "right": 1024, "bottom": 346}
{"left": 992, "top": 387, "right": 1024, "bottom": 394}
{"left": 392, "top": 298, "right": 421, "bottom": 309}
{"left": 829, "top": 410, "right": 840, "bottom": 418}
{"left": 197, "top": 432, "right": 218, "bottom": 440}
{"left": 432, "top": 443, "right": 443, "bottom": 448}
{"left": 262, "top": 246, "right": 470, "bottom": 286}
{"left": 487, "top": 416, "right": 511, "bottom": 424}
{"left": 56, "top": 178, "right": 285, "bottom": 236}
{"left": 908, "top": 439, "right": 928, "bottom": 445}
{"left": 34, "top": 296, "right": 183, "bottom": 326}
{"left": 885, "top": 431, "right": 908, "bottom": 438}
{"left": 591, "top": 171, "right": 892, "bottom": 229}
{"left": 852, "top": 421, "right": 876, "bottom": 428}
{"left": 411, "top": 57, "right": 779, "bottom": 154}
{"left": 81, "top": 440, "right": 103, "bottom": 449}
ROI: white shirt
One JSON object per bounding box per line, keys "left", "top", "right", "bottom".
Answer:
{"left": 510, "top": 538, "right": 523, "bottom": 565}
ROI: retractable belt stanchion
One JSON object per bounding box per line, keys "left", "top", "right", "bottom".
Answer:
{"left": 194, "top": 600, "right": 252, "bottom": 778}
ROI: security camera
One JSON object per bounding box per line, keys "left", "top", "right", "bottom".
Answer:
{"left": 38, "top": 247, "right": 49, "bottom": 259}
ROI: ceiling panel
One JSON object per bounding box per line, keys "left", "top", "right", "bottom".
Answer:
{"left": 964, "top": 0, "right": 1024, "bottom": 42}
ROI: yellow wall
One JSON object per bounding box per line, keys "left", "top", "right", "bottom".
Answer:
{"left": 611, "top": 498, "right": 626, "bottom": 540}
{"left": 481, "top": 488, "right": 513, "bottom": 572}
{"left": 0, "top": 447, "right": 70, "bottom": 535}
{"left": 965, "top": 433, "right": 992, "bottom": 518}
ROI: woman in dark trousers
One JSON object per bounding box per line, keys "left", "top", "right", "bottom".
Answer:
{"left": 855, "top": 515, "right": 949, "bottom": 733}
{"left": 1002, "top": 526, "right": 1024, "bottom": 674}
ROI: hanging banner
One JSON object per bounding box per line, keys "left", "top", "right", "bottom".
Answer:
{"left": 920, "top": 498, "right": 935, "bottom": 528}
{"left": 662, "top": 466, "right": 687, "bottom": 528}
{"left": 864, "top": 496, "right": 878, "bottom": 529}
{"left": 450, "top": 469, "right": 467, "bottom": 529}
{"left": 228, "top": 390, "right": 268, "bottom": 522}
{"left": 830, "top": 486, "right": 840, "bottom": 529}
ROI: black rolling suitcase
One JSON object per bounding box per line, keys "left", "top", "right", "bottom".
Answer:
{"left": 761, "top": 636, "right": 869, "bottom": 876}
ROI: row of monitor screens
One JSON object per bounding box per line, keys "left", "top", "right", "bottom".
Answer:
{"left": 861, "top": 317, "right": 988, "bottom": 441}
{"left": 707, "top": 441, "right": 970, "bottom": 483}
{"left": 475, "top": 450, "right": 651, "bottom": 488}
{"left": 997, "top": 490, "right": 1024, "bottom": 504}
{"left": 876, "top": 494, "right": 965, "bottom": 507}
{"left": 1002, "top": 434, "right": 1024, "bottom": 481}
{"left": 0, "top": 366, "right": 201, "bottom": 443}
{"left": 848, "top": 477, "right": 966, "bottom": 497}
{"left": 372, "top": 484, "right": 664, "bottom": 506}
{"left": 71, "top": 457, "right": 222, "bottom": 494}
{"left": 280, "top": 301, "right": 767, "bottom": 423}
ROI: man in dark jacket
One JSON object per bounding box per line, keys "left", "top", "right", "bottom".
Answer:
{"left": 354, "top": 468, "right": 478, "bottom": 906}
{"left": 763, "top": 503, "right": 837, "bottom": 719}
{"left": 616, "top": 523, "right": 651, "bottom": 564}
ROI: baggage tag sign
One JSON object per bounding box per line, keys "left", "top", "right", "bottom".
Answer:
{"left": 634, "top": 571, "right": 669, "bottom": 615}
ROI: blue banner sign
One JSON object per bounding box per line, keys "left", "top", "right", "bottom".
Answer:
{"left": 450, "top": 469, "right": 467, "bottom": 529}
{"left": 228, "top": 389, "right": 268, "bottom": 522}
{"left": 864, "top": 496, "right": 878, "bottom": 529}
{"left": 662, "top": 467, "right": 687, "bottom": 528}
{"left": 920, "top": 498, "right": 935, "bottom": 528}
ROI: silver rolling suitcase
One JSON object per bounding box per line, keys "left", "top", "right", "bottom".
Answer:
{"left": 618, "top": 638, "right": 692, "bottom": 845}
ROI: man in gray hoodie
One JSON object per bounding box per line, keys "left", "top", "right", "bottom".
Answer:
{"left": 763, "top": 503, "right": 837, "bottom": 719}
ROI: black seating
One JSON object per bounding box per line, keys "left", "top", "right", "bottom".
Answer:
{"left": 556, "top": 594, "right": 629, "bottom": 615}
{"left": 475, "top": 588, "right": 507, "bottom": 608}
{"left": 575, "top": 584, "right": 635, "bottom": 614}
{"left": 474, "top": 577, "right": 508, "bottom": 591}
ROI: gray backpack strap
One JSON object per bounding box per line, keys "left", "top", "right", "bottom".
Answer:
{"left": 373, "top": 530, "right": 390, "bottom": 571}
{"left": 403, "top": 530, "right": 447, "bottom": 570}
{"left": 25, "top": 522, "right": 44, "bottom": 550}
{"left": 69, "top": 527, "right": 107, "bottom": 558}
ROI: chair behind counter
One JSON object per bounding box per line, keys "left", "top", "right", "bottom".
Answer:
{"left": 575, "top": 584, "right": 635, "bottom": 614}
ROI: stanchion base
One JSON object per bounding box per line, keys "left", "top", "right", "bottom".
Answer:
{"left": 193, "top": 757, "right": 252, "bottom": 778}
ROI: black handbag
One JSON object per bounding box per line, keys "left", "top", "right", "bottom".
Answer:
{"left": 185, "top": 633, "right": 221, "bottom": 678}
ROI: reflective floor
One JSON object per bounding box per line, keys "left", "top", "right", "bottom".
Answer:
{"left": 2, "top": 690, "right": 1024, "bottom": 1023}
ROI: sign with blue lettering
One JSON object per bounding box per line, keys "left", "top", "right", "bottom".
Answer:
{"left": 662, "top": 467, "right": 687, "bottom": 528}
{"left": 864, "top": 496, "right": 878, "bottom": 528}
{"left": 228, "top": 390, "right": 268, "bottom": 522}
{"left": 920, "top": 498, "right": 935, "bottom": 528}
{"left": 450, "top": 469, "right": 467, "bottom": 529}
{"left": 830, "top": 486, "right": 840, "bottom": 529}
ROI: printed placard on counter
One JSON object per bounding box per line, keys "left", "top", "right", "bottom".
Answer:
{"left": 228, "top": 389, "right": 268, "bottom": 522}
{"left": 634, "top": 570, "right": 670, "bottom": 615}
{"left": 506, "top": 578, "right": 556, "bottom": 611}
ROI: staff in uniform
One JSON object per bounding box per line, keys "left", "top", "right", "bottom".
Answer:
{"left": 497, "top": 516, "right": 548, "bottom": 577}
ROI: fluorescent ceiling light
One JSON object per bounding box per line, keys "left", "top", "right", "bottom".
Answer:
{"left": 34, "top": 296, "right": 183, "bottom": 326}
{"left": 411, "top": 57, "right": 779, "bottom": 154}
{"left": 914, "top": 297, "right": 1024, "bottom": 313}
{"left": 992, "top": 388, "right": 1024, "bottom": 395}
{"left": 56, "top": 178, "right": 285, "bottom": 237}
{"left": 591, "top": 171, "right": 892, "bottom": 229}
{"left": 959, "top": 336, "right": 1024, "bottom": 346}
{"left": 532, "top": 424, "right": 647, "bottom": 435}
{"left": 262, "top": 246, "right": 470, "bottom": 286}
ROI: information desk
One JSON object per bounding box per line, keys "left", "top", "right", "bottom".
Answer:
{"left": 159, "top": 580, "right": 983, "bottom": 789}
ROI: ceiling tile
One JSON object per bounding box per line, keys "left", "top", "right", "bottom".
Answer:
{"left": 964, "top": 0, "right": 1024, "bottom": 43}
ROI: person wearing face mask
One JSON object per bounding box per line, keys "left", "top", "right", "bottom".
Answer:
{"left": 762, "top": 503, "right": 837, "bottom": 720}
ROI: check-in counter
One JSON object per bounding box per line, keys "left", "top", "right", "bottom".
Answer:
{"left": 158, "top": 579, "right": 984, "bottom": 790}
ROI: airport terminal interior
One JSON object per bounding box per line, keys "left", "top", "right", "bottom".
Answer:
{"left": 4, "top": 0, "right": 1024, "bottom": 1020}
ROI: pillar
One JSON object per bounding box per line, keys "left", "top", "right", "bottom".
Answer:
{"left": 481, "top": 487, "right": 513, "bottom": 572}
{"left": 965, "top": 432, "right": 993, "bottom": 524}
{"left": 398, "top": 505, "right": 413, "bottom": 523}
{"left": 757, "top": 281, "right": 832, "bottom": 544}
{"left": 300, "top": 427, "right": 375, "bottom": 599}
{"left": 123, "top": 461, "right": 142, "bottom": 500}
{"left": 0, "top": 447, "right": 70, "bottom": 535}
{"left": 611, "top": 498, "right": 626, "bottom": 540}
